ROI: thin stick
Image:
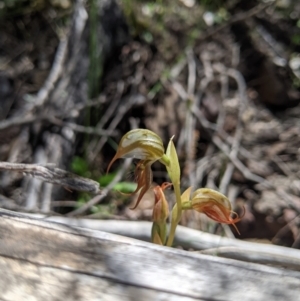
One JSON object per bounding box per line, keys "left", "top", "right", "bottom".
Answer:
{"left": 212, "top": 135, "right": 269, "bottom": 185}
{"left": 197, "top": 2, "right": 274, "bottom": 42}
{"left": 75, "top": 95, "right": 107, "bottom": 111}
{"left": 87, "top": 96, "right": 137, "bottom": 162}
{"left": 217, "top": 66, "right": 248, "bottom": 195}
{"left": 0, "top": 115, "right": 37, "bottom": 131}
{"left": 48, "top": 117, "right": 119, "bottom": 136}
{"left": 34, "top": 39, "right": 68, "bottom": 107}
{"left": 0, "top": 113, "right": 117, "bottom": 137}
{"left": 0, "top": 162, "right": 101, "bottom": 194}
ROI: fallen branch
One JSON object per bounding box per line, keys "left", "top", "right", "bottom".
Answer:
{"left": 0, "top": 162, "right": 101, "bottom": 194}
{"left": 1, "top": 209, "right": 300, "bottom": 300}
{"left": 22, "top": 216, "right": 300, "bottom": 272}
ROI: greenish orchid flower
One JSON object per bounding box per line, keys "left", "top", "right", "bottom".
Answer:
{"left": 107, "top": 129, "right": 166, "bottom": 209}
{"left": 190, "top": 188, "right": 243, "bottom": 234}
{"left": 107, "top": 129, "right": 165, "bottom": 169}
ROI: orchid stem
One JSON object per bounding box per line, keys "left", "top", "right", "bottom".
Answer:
{"left": 166, "top": 220, "right": 177, "bottom": 247}
{"left": 159, "top": 154, "right": 170, "bottom": 167}
{"left": 166, "top": 181, "right": 182, "bottom": 247}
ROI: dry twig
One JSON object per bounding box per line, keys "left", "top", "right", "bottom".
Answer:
{"left": 0, "top": 115, "right": 38, "bottom": 131}
{"left": 198, "top": 2, "right": 274, "bottom": 42}
{"left": 216, "top": 65, "right": 248, "bottom": 195}
{"left": 33, "top": 39, "right": 68, "bottom": 108}
{"left": 87, "top": 96, "right": 139, "bottom": 162}
{"left": 0, "top": 162, "right": 101, "bottom": 194}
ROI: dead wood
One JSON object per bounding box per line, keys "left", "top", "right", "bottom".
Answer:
{"left": 0, "top": 208, "right": 300, "bottom": 301}
{"left": 19, "top": 215, "right": 300, "bottom": 271}
{"left": 0, "top": 161, "right": 101, "bottom": 194}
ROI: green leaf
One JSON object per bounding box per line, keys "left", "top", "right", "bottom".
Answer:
{"left": 113, "top": 182, "right": 137, "bottom": 193}
{"left": 71, "top": 156, "right": 90, "bottom": 177}
{"left": 98, "top": 173, "right": 116, "bottom": 186}
{"left": 99, "top": 173, "right": 137, "bottom": 193}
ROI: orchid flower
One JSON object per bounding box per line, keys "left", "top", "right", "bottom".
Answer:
{"left": 190, "top": 188, "right": 243, "bottom": 234}
{"left": 107, "top": 129, "right": 166, "bottom": 209}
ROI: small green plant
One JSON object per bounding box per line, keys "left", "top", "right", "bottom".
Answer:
{"left": 107, "top": 128, "right": 243, "bottom": 247}
{"left": 71, "top": 156, "right": 91, "bottom": 178}
{"left": 99, "top": 173, "right": 137, "bottom": 193}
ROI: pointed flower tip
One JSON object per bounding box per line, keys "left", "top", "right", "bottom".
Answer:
{"left": 106, "top": 154, "right": 118, "bottom": 174}
{"left": 191, "top": 188, "right": 243, "bottom": 234}
{"left": 160, "top": 182, "right": 173, "bottom": 190}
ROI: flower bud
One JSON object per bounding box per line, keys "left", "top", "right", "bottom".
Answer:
{"left": 151, "top": 182, "right": 171, "bottom": 245}
{"left": 151, "top": 223, "right": 164, "bottom": 245}
{"left": 152, "top": 182, "right": 171, "bottom": 223}
{"left": 165, "top": 137, "right": 180, "bottom": 185}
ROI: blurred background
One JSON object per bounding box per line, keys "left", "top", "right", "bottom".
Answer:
{"left": 0, "top": 0, "right": 300, "bottom": 247}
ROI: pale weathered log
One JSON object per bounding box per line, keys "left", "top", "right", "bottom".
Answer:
{"left": 24, "top": 217, "right": 300, "bottom": 271}
{"left": 0, "top": 209, "right": 300, "bottom": 301}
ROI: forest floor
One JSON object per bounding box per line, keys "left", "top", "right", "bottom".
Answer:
{"left": 1, "top": 0, "right": 300, "bottom": 248}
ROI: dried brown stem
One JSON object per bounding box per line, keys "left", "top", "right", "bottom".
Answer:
{"left": 0, "top": 162, "right": 101, "bottom": 194}
{"left": 215, "top": 65, "right": 248, "bottom": 195}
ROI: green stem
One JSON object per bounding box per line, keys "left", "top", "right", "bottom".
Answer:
{"left": 166, "top": 219, "right": 177, "bottom": 247}
{"left": 159, "top": 154, "right": 170, "bottom": 166}
{"left": 166, "top": 181, "right": 181, "bottom": 247}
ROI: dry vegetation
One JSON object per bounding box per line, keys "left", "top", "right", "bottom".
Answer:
{"left": 0, "top": 0, "right": 300, "bottom": 252}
